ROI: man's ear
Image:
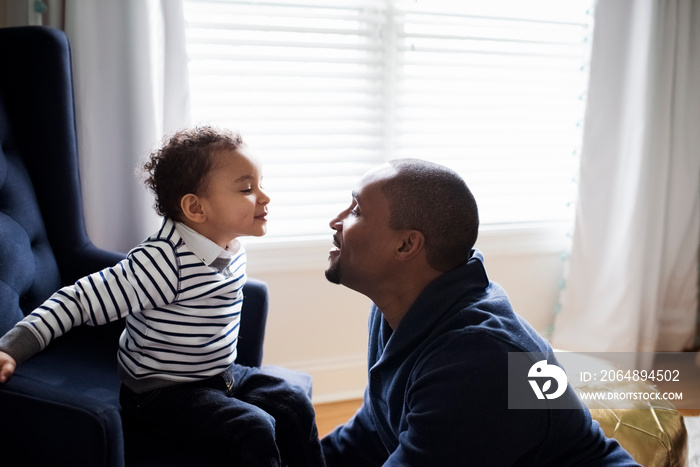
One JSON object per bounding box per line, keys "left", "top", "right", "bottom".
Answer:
{"left": 396, "top": 230, "right": 425, "bottom": 262}
{"left": 180, "top": 193, "right": 206, "bottom": 223}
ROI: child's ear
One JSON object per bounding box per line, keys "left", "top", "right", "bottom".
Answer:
{"left": 180, "top": 194, "right": 206, "bottom": 223}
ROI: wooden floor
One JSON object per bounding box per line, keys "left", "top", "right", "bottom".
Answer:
{"left": 314, "top": 399, "right": 363, "bottom": 437}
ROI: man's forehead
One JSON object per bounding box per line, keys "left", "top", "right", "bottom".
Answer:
{"left": 355, "top": 164, "right": 398, "bottom": 197}
{"left": 362, "top": 163, "right": 396, "bottom": 180}
{"left": 353, "top": 178, "right": 386, "bottom": 202}
{"left": 352, "top": 182, "right": 393, "bottom": 214}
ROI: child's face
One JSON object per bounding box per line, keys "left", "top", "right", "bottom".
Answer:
{"left": 197, "top": 146, "right": 269, "bottom": 247}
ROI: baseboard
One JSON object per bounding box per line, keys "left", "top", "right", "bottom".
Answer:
{"left": 312, "top": 390, "right": 365, "bottom": 405}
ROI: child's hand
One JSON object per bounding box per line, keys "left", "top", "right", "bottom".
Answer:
{"left": 0, "top": 351, "right": 16, "bottom": 383}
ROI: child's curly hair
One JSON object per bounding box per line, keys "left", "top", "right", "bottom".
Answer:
{"left": 141, "top": 126, "right": 244, "bottom": 221}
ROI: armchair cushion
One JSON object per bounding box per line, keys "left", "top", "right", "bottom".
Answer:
{"left": 0, "top": 328, "right": 125, "bottom": 466}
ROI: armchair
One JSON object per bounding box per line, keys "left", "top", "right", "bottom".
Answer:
{"left": 0, "top": 25, "right": 308, "bottom": 466}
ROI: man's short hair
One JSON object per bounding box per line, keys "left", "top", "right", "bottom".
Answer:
{"left": 141, "top": 126, "right": 244, "bottom": 221}
{"left": 382, "top": 158, "right": 479, "bottom": 272}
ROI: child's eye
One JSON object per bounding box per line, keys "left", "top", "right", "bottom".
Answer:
{"left": 241, "top": 187, "right": 253, "bottom": 194}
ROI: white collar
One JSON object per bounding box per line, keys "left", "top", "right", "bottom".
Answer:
{"left": 174, "top": 221, "right": 240, "bottom": 267}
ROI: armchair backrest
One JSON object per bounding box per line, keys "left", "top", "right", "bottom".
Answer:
{"left": 0, "top": 26, "right": 82, "bottom": 334}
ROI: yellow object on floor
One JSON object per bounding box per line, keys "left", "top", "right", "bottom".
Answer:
{"left": 557, "top": 351, "right": 688, "bottom": 467}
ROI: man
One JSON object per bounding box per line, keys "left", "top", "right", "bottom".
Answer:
{"left": 321, "top": 159, "right": 639, "bottom": 466}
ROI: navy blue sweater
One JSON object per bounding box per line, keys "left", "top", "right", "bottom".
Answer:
{"left": 322, "top": 250, "right": 639, "bottom": 466}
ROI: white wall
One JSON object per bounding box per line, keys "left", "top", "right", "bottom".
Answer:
{"left": 246, "top": 224, "right": 569, "bottom": 403}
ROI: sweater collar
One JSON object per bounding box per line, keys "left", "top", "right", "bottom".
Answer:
{"left": 377, "top": 249, "right": 490, "bottom": 358}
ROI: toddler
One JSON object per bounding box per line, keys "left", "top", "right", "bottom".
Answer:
{"left": 0, "top": 126, "right": 325, "bottom": 467}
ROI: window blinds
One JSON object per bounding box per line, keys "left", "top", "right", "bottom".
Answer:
{"left": 184, "top": 0, "right": 593, "bottom": 239}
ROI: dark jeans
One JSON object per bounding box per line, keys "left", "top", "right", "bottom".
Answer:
{"left": 120, "top": 364, "right": 326, "bottom": 467}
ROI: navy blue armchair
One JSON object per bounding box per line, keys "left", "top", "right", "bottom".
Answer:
{"left": 0, "top": 26, "right": 306, "bottom": 466}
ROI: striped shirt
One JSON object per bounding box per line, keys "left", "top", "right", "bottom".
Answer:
{"left": 14, "top": 218, "right": 247, "bottom": 392}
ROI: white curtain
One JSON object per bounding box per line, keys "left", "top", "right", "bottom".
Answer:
{"left": 551, "top": 0, "right": 700, "bottom": 355}
{"left": 64, "top": 0, "right": 190, "bottom": 252}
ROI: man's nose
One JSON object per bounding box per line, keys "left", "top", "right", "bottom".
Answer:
{"left": 329, "top": 211, "right": 344, "bottom": 230}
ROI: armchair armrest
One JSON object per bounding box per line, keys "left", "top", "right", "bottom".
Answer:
{"left": 237, "top": 277, "right": 269, "bottom": 367}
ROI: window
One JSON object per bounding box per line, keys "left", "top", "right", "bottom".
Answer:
{"left": 183, "top": 0, "right": 594, "bottom": 242}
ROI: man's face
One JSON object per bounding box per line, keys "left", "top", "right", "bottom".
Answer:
{"left": 325, "top": 166, "right": 402, "bottom": 294}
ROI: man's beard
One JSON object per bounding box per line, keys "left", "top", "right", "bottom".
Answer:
{"left": 325, "top": 261, "right": 341, "bottom": 284}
